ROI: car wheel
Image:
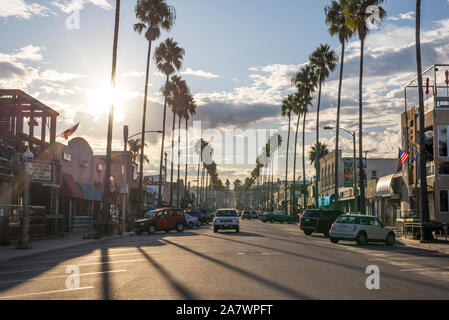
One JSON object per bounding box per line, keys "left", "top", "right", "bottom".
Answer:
{"left": 214, "top": 226, "right": 218, "bottom": 233}
{"left": 270, "top": 219, "right": 274, "bottom": 223}
{"left": 323, "top": 232, "right": 330, "bottom": 237}
{"left": 386, "top": 232, "right": 395, "bottom": 246}
{"left": 330, "top": 237, "right": 339, "bottom": 244}
{"left": 165, "top": 229, "right": 170, "bottom": 233}
{"left": 236, "top": 226, "right": 240, "bottom": 233}
{"left": 176, "top": 223, "right": 184, "bottom": 233}
{"left": 148, "top": 224, "right": 156, "bottom": 235}
{"left": 356, "top": 231, "right": 368, "bottom": 245}
{"left": 135, "top": 230, "right": 142, "bottom": 235}
{"left": 304, "top": 230, "right": 313, "bottom": 236}
{"left": 188, "top": 222, "right": 193, "bottom": 229}
{"left": 263, "top": 220, "right": 266, "bottom": 223}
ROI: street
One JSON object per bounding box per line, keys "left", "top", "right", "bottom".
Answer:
{"left": 1, "top": 220, "right": 449, "bottom": 300}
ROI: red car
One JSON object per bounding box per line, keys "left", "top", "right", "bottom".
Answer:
{"left": 134, "top": 208, "right": 187, "bottom": 235}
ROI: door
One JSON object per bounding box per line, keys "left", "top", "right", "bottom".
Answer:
{"left": 359, "top": 216, "right": 376, "bottom": 239}
{"left": 368, "top": 217, "right": 386, "bottom": 240}
{"left": 156, "top": 211, "right": 169, "bottom": 229}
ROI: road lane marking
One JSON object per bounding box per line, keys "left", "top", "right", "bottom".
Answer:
{"left": 400, "top": 266, "right": 449, "bottom": 272}
{"left": 0, "top": 269, "right": 127, "bottom": 286}
{"left": 0, "top": 286, "right": 94, "bottom": 299}
{"left": 0, "top": 259, "right": 145, "bottom": 276}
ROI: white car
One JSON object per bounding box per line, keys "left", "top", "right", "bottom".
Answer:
{"left": 213, "top": 208, "right": 239, "bottom": 233}
{"left": 329, "top": 214, "right": 395, "bottom": 246}
{"left": 185, "top": 213, "right": 201, "bottom": 228}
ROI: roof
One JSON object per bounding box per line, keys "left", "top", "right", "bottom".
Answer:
{"left": 0, "top": 89, "right": 59, "bottom": 116}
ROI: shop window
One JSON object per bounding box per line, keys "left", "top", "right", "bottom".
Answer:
{"left": 440, "top": 190, "right": 449, "bottom": 213}
{"left": 438, "top": 163, "right": 449, "bottom": 175}
{"left": 438, "top": 125, "right": 448, "bottom": 157}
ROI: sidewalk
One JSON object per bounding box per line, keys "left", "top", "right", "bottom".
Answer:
{"left": 397, "top": 236, "right": 449, "bottom": 255}
{"left": 0, "top": 231, "right": 134, "bottom": 264}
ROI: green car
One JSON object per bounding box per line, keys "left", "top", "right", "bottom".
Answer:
{"left": 259, "top": 211, "right": 299, "bottom": 224}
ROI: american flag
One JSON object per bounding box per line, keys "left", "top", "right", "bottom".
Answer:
{"left": 397, "top": 148, "right": 409, "bottom": 172}
{"left": 60, "top": 122, "right": 80, "bottom": 140}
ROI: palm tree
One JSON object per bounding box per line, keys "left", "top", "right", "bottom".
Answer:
{"left": 325, "top": 0, "right": 354, "bottom": 208}
{"left": 309, "top": 142, "right": 329, "bottom": 165}
{"left": 134, "top": 0, "right": 176, "bottom": 213}
{"left": 128, "top": 139, "right": 149, "bottom": 164}
{"left": 309, "top": 44, "right": 338, "bottom": 207}
{"left": 182, "top": 95, "right": 197, "bottom": 207}
{"left": 154, "top": 38, "right": 185, "bottom": 207}
{"left": 281, "top": 94, "right": 295, "bottom": 215}
{"left": 104, "top": 0, "right": 121, "bottom": 222}
{"left": 346, "top": 0, "right": 385, "bottom": 214}
{"left": 290, "top": 93, "right": 302, "bottom": 215}
{"left": 415, "top": 0, "right": 431, "bottom": 240}
{"left": 293, "top": 64, "right": 318, "bottom": 211}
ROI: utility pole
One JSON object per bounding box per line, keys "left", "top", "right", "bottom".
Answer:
{"left": 121, "top": 125, "right": 128, "bottom": 233}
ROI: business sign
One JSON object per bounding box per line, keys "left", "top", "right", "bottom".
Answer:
{"left": 143, "top": 175, "right": 166, "bottom": 186}
{"left": 32, "top": 162, "right": 53, "bottom": 182}
{"left": 144, "top": 175, "right": 166, "bottom": 204}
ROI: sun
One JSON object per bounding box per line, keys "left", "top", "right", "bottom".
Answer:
{"left": 87, "top": 87, "right": 132, "bottom": 122}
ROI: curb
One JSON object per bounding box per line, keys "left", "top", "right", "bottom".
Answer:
{"left": 396, "top": 238, "right": 449, "bottom": 255}
{"left": 0, "top": 232, "right": 134, "bottom": 264}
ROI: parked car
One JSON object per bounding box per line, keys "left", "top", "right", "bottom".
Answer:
{"left": 185, "top": 213, "right": 201, "bottom": 228}
{"left": 134, "top": 208, "right": 187, "bottom": 235}
{"left": 241, "top": 211, "right": 252, "bottom": 220}
{"left": 299, "top": 209, "right": 344, "bottom": 236}
{"left": 251, "top": 211, "right": 258, "bottom": 219}
{"left": 329, "top": 214, "right": 396, "bottom": 246}
{"left": 185, "top": 209, "right": 208, "bottom": 224}
{"left": 214, "top": 208, "right": 239, "bottom": 233}
{"left": 259, "top": 211, "right": 298, "bottom": 223}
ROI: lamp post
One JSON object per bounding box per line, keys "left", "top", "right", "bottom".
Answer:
{"left": 128, "top": 130, "right": 163, "bottom": 217}
{"left": 17, "top": 147, "right": 33, "bottom": 249}
{"left": 324, "top": 126, "right": 358, "bottom": 213}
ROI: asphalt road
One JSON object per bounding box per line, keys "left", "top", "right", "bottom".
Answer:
{"left": 1, "top": 219, "right": 449, "bottom": 300}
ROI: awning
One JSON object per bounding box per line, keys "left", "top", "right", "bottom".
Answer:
{"left": 78, "top": 183, "right": 102, "bottom": 201}
{"left": 376, "top": 174, "right": 395, "bottom": 197}
{"left": 60, "top": 173, "right": 83, "bottom": 199}
{"left": 319, "top": 194, "right": 335, "bottom": 207}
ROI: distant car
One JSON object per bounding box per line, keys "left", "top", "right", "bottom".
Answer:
{"left": 214, "top": 208, "right": 239, "bottom": 233}
{"left": 329, "top": 214, "right": 396, "bottom": 246}
{"left": 185, "top": 209, "right": 208, "bottom": 224}
{"left": 259, "top": 211, "right": 298, "bottom": 224}
{"left": 134, "top": 208, "right": 186, "bottom": 235}
{"left": 185, "top": 213, "right": 201, "bottom": 228}
{"left": 299, "top": 209, "right": 344, "bottom": 236}
{"left": 242, "top": 211, "right": 252, "bottom": 220}
{"left": 251, "top": 211, "right": 258, "bottom": 219}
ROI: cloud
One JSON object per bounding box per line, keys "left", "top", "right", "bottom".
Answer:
{"left": 0, "top": 0, "right": 53, "bottom": 19}
{"left": 181, "top": 67, "right": 220, "bottom": 79}
{"left": 40, "top": 69, "right": 85, "bottom": 82}
{"left": 51, "top": 0, "right": 112, "bottom": 13}
{"left": 387, "top": 11, "right": 414, "bottom": 21}
{"left": 0, "top": 62, "right": 26, "bottom": 79}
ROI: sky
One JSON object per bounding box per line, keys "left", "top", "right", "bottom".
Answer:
{"left": 1, "top": 0, "right": 449, "bottom": 186}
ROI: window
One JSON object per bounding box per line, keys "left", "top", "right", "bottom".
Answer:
{"left": 438, "top": 163, "right": 449, "bottom": 175}
{"left": 371, "top": 170, "right": 377, "bottom": 179}
{"left": 369, "top": 217, "right": 382, "bottom": 227}
{"left": 359, "top": 217, "right": 370, "bottom": 225}
{"left": 438, "top": 126, "right": 448, "bottom": 157}
{"left": 440, "top": 190, "right": 449, "bottom": 213}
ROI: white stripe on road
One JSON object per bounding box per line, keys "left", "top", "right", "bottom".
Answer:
{"left": 0, "top": 259, "right": 145, "bottom": 276}
{"left": 400, "top": 266, "right": 449, "bottom": 272}
{"left": 0, "top": 286, "right": 94, "bottom": 299}
{"left": 0, "top": 269, "right": 126, "bottom": 286}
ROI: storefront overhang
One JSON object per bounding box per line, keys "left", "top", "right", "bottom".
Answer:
{"left": 376, "top": 174, "right": 395, "bottom": 197}
{"left": 78, "top": 183, "right": 102, "bottom": 202}
{"left": 60, "top": 173, "right": 83, "bottom": 199}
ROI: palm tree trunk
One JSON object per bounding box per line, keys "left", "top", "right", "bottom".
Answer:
{"left": 157, "top": 74, "right": 170, "bottom": 207}
{"left": 293, "top": 112, "right": 301, "bottom": 215}
{"left": 105, "top": 0, "right": 120, "bottom": 223}
{"left": 415, "top": 0, "right": 431, "bottom": 240}
{"left": 138, "top": 38, "right": 152, "bottom": 217}
{"left": 284, "top": 112, "right": 291, "bottom": 215}
{"left": 177, "top": 116, "right": 181, "bottom": 208}
{"left": 185, "top": 117, "right": 188, "bottom": 207}
{"left": 358, "top": 36, "right": 366, "bottom": 214}
{"left": 197, "top": 144, "right": 200, "bottom": 208}
{"left": 334, "top": 41, "right": 345, "bottom": 208}
{"left": 302, "top": 112, "right": 307, "bottom": 210}
{"left": 200, "top": 165, "right": 205, "bottom": 206}
{"left": 170, "top": 110, "right": 176, "bottom": 206}
{"left": 315, "top": 80, "right": 323, "bottom": 208}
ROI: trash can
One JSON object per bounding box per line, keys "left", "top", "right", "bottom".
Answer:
{"left": 0, "top": 216, "right": 10, "bottom": 245}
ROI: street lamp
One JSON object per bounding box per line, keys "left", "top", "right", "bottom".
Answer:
{"left": 324, "top": 126, "right": 358, "bottom": 213}
{"left": 127, "top": 128, "right": 163, "bottom": 218}
{"left": 16, "top": 147, "right": 34, "bottom": 249}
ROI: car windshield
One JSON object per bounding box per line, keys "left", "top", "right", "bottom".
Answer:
{"left": 186, "top": 211, "right": 201, "bottom": 217}
{"left": 302, "top": 210, "right": 320, "bottom": 217}
{"left": 144, "top": 211, "right": 156, "bottom": 219}
{"left": 216, "top": 210, "right": 237, "bottom": 217}
{"left": 272, "top": 211, "right": 281, "bottom": 215}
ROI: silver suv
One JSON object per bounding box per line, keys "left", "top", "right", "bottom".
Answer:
{"left": 214, "top": 209, "right": 239, "bottom": 233}
{"left": 329, "top": 214, "right": 395, "bottom": 246}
